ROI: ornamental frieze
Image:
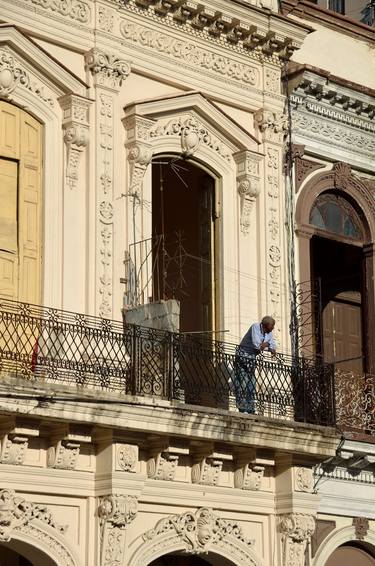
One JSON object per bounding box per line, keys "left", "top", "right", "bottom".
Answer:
{"left": 120, "top": 20, "right": 260, "bottom": 89}
{"left": 24, "top": 0, "right": 91, "bottom": 23}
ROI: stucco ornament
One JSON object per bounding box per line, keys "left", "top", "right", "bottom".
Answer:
{"left": 85, "top": 48, "right": 131, "bottom": 89}
{"left": 0, "top": 488, "right": 67, "bottom": 542}
{"left": 279, "top": 513, "right": 315, "bottom": 566}
{"left": 117, "top": 444, "right": 138, "bottom": 472}
{"left": 143, "top": 507, "right": 255, "bottom": 554}
{"left": 295, "top": 467, "right": 314, "bottom": 492}
{"left": 98, "top": 495, "right": 138, "bottom": 566}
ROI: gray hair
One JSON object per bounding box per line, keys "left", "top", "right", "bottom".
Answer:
{"left": 261, "top": 316, "right": 275, "bottom": 325}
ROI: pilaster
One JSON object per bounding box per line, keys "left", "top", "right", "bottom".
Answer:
{"left": 98, "top": 494, "right": 138, "bottom": 566}
{"left": 85, "top": 48, "right": 131, "bottom": 318}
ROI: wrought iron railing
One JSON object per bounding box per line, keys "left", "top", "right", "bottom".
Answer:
{"left": 0, "top": 299, "right": 336, "bottom": 426}
{"left": 335, "top": 370, "right": 375, "bottom": 437}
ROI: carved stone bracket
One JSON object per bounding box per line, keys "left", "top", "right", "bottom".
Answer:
{"left": 191, "top": 457, "right": 223, "bottom": 486}
{"left": 234, "top": 150, "right": 263, "bottom": 234}
{"left": 47, "top": 426, "right": 92, "bottom": 470}
{"left": 234, "top": 464, "right": 264, "bottom": 490}
{"left": 60, "top": 94, "right": 91, "bottom": 189}
{"left": 0, "top": 488, "right": 67, "bottom": 542}
{"left": 85, "top": 48, "right": 131, "bottom": 89}
{"left": 124, "top": 115, "right": 154, "bottom": 197}
{"left": 98, "top": 494, "right": 138, "bottom": 566}
{"left": 0, "top": 419, "right": 40, "bottom": 466}
{"left": 279, "top": 513, "right": 315, "bottom": 566}
{"left": 147, "top": 452, "right": 179, "bottom": 481}
{"left": 254, "top": 108, "right": 288, "bottom": 144}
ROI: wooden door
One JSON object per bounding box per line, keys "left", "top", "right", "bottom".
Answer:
{"left": 0, "top": 101, "right": 42, "bottom": 304}
{"left": 323, "top": 295, "right": 363, "bottom": 373}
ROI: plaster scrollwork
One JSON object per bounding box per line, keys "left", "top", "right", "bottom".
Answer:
{"left": 98, "top": 5, "right": 115, "bottom": 32}
{"left": 0, "top": 488, "right": 67, "bottom": 542}
{"left": 85, "top": 48, "right": 131, "bottom": 89}
{"left": 147, "top": 452, "right": 179, "bottom": 481}
{"left": 98, "top": 494, "right": 138, "bottom": 566}
{"left": 235, "top": 151, "right": 263, "bottom": 234}
{"left": 279, "top": 513, "right": 315, "bottom": 566}
{"left": 24, "top": 0, "right": 91, "bottom": 22}
{"left": 0, "top": 49, "right": 54, "bottom": 105}
{"left": 150, "top": 114, "right": 231, "bottom": 162}
{"left": 254, "top": 108, "right": 287, "bottom": 144}
{"left": 120, "top": 21, "right": 259, "bottom": 88}
{"left": 234, "top": 464, "right": 264, "bottom": 490}
{"left": 143, "top": 507, "right": 255, "bottom": 555}
{"left": 191, "top": 457, "right": 223, "bottom": 486}
{"left": 0, "top": 434, "right": 28, "bottom": 465}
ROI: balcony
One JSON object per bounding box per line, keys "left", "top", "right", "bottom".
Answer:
{"left": 0, "top": 299, "right": 339, "bottom": 427}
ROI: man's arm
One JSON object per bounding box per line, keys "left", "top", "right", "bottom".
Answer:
{"left": 268, "top": 333, "right": 277, "bottom": 354}
{"left": 251, "top": 324, "right": 269, "bottom": 351}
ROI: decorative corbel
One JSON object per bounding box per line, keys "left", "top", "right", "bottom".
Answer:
{"left": 0, "top": 418, "right": 39, "bottom": 466}
{"left": 47, "top": 425, "right": 92, "bottom": 470}
{"left": 98, "top": 494, "right": 138, "bottom": 566}
{"left": 279, "top": 513, "right": 316, "bottom": 566}
{"left": 60, "top": 94, "right": 91, "bottom": 190}
{"left": 147, "top": 438, "right": 188, "bottom": 481}
{"left": 234, "top": 463, "right": 264, "bottom": 490}
{"left": 123, "top": 115, "right": 154, "bottom": 197}
{"left": 234, "top": 151, "right": 263, "bottom": 234}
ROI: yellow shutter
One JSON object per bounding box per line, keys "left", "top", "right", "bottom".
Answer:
{"left": 0, "top": 101, "right": 42, "bottom": 304}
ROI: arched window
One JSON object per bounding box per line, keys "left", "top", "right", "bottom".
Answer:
{"left": 310, "top": 192, "right": 363, "bottom": 241}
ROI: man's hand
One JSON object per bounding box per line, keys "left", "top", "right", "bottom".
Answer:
{"left": 259, "top": 341, "right": 270, "bottom": 351}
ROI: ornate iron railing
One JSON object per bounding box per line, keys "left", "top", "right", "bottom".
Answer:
{"left": 0, "top": 299, "right": 335, "bottom": 426}
{"left": 335, "top": 370, "right": 375, "bottom": 437}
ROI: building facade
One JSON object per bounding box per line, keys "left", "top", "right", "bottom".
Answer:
{"left": 0, "top": 0, "right": 374, "bottom": 564}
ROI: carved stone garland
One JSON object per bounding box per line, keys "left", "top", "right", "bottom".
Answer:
{"left": 85, "top": 48, "right": 131, "bottom": 318}
{"left": 98, "top": 494, "right": 138, "bottom": 566}
{"left": 279, "top": 513, "right": 315, "bottom": 566}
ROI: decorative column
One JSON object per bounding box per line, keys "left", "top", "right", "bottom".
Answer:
{"left": 85, "top": 48, "right": 131, "bottom": 318}
{"left": 255, "top": 108, "right": 287, "bottom": 343}
{"left": 279, "top": 513, "right": 315, "bottom": 566}
{"left": 97, "top": 494, "right": 138, "bottom": 566}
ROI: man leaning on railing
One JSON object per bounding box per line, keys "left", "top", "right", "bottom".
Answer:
{"left": 233, "top": 316, "right": 277, "bottom": 414}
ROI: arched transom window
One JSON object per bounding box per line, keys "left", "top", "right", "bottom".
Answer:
{"left": 310, "top": 192, "right": 363, "bottom": 241}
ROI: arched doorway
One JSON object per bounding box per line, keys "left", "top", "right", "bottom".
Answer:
{"left": 325, "top": 543, "right": 375, "bottom": 566}
{"left": 309, "top": 191, "right": 366, "bottom": 373}
{"left": 151, "top": 156, "right": 217, "bottom": 334}
{"left": 0, "top": 540, "right": 57, "bottom": 566}
{"left": 0, "top": 100, "right": 43, "bottom": 303}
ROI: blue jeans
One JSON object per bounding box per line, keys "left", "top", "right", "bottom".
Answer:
{"left": 233, "top": 348, "right": 257, "bottom": 413}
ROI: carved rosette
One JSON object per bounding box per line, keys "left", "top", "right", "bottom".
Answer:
{"left": 98, "top": 494, "right": 138, "bottom": 566}
{"left": 85, "top": 48, "right": 131, "bottom": 89}
{"left": 143, "top": 507, "right": 255, "bottom": 554}
{"left": 294, "top": 467, "right": 314, "bottom": 493}
{"left": 234, "top": 464, "right": 264, "bottom": 490}
{"left": 60, "top": 94, "right": 91, "bottom": 190}
{"left": 0, "top": 488, "right": 67, "bottom": 542}
{"left": 279, "top": 513, "right": 315, "bottom": 566}
{"left": 117, "top": 444, "right": 138, "bottom": 472}
{"left": 234, "top": 151, "right": 263, "bottom": 234}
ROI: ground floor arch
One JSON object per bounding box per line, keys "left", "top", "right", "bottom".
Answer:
{"left": 325, "top": 543, "right": 375, "bottom": 566}
{"left": 0, "top": 538, "right": 57, "bottom": 566}
{"left": 149, "top": 550, "right": 236, "bottom": 565}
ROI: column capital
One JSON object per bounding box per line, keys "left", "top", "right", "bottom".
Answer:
{"left": 85, "top": 48, "right": 131, "bottom": 90}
